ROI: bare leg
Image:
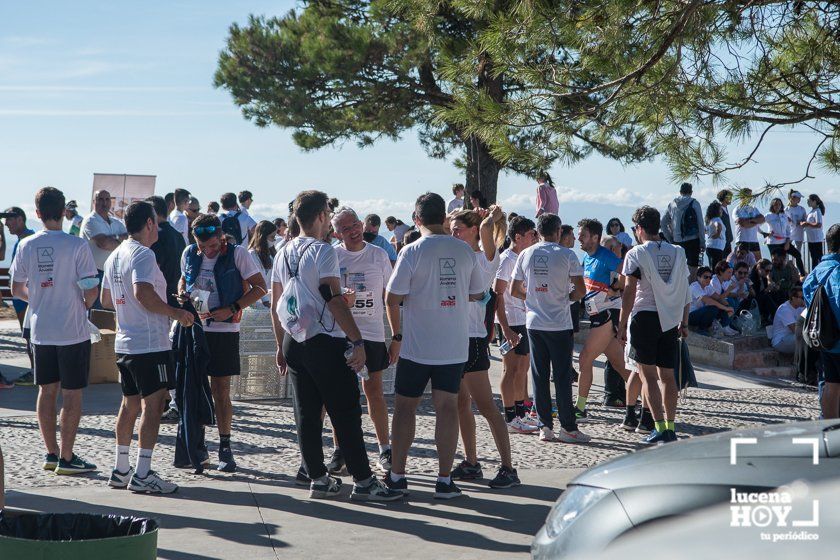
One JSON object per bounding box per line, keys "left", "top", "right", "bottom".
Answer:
{"left": 500, "top": 352, "right": 518, "bottom": 407}
{"left": 821, "top": 382, "right": 840, "bottom": 420}
{"left": 462, "top": 372, "right": 512, "bottom": 468}
{"left": 210, "top": 376, "right": 233, "bottom": 436}
{"left": 577, "top": 323, "right": 615, "bottom": 399}
{"left": 657, "top": 368, "right": 678, "bottom": 421}
{"left": 639, "top": 364, "right": 664, "bottom": 421}
{"left": 515, "top": 354, "right": 529, "bottom": 402}
{"left": 432, "top": 390, "right": 460, "bottom": 477}
{"left": 138, "top": 389, "right": 167, "bottom": 450}
{"left": 115, "top": 396, "right": 141, "bottom": 446}
{"left": 36, "top": 382, "right": 59, "bottom": 456}
{"left": 625, "top": 370, "right": 642, "bottom": 406}
{"left": 456, "top": 383, "right": 477, "bottom": 463}
{"left": 58, "top": 389, "right": 83, "bottom": 461}
{"left": 362, "top": 371, "right": 390, "bottom": 445}
{"left": 390, "top": 394, "right": 420, "bottom": 474}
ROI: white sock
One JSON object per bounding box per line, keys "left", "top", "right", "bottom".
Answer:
{"left": 136, "top": 448, "right": 153, "bottom": 478}
{"left": 378, "top": 444, "right": 391, "bottom": 454}
{"left": 115, "top": 445, "right": 130, "bottom": 473}
{"left": 390, "top": 471, "right": 405, "bottom": 482}
{"left": 437, "top": 475, "right": 452, "bottom": 485}
{"left": 168, "top": 390, "right": 177, "bottom": 410}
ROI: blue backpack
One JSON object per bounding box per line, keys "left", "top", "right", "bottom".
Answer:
{"left": 680, "top": 200, "right": 699, "bottom": 238}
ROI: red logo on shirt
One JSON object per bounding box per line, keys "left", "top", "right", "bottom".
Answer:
{"left": 536, "top": 283, "right": 549, "bottom": 292}
{"left": 440, "top": 295, "right": 457, "bottom": 308}
{"left": 40, "top": 278, "right": 54, "bottom": 288}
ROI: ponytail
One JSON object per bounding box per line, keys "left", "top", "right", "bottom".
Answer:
{"left": 810, "top": 194, "right": 826, "bottom": 216}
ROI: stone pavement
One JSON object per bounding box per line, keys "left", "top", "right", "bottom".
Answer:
{"left": 0, "top": 319, "right": 822, "bottom": 558}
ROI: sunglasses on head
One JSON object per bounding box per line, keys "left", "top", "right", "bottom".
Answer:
{"left": 194, "top": 225, "right": 219, "bottom": 236}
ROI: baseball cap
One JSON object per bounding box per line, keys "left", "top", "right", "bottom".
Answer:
{"left": 791, "top": 191, "right": 803, "bottom": 199}
{"left": 2, "top": 207, "right": 24, "bottom": 218}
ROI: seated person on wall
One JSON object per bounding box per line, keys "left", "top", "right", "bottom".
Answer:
{"left": 710, "top": 261, "right": 754, "bottom": 315}
{"left": 688, "top": 266, "right": 738, "bottom": 336}
{"left": 762, "top": 247, "right": 801, "bottom": 324}
{"left": 771, "top": 287, "right": 806, "bottom": 355}
{"left": 725, "top": 242, "right": 757, "bottom": 269}
{"left": 750, "top": 258, "right": 773, "bottom": 322}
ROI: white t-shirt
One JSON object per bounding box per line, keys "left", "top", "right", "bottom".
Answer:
{"left": 248, "top": 249, "right": 273, "bottom": 306}
{"left": 220, "top": 209, "right": 258, "bottom": 246}
{"left": 386, "top": 234, "right": 484, "bottom": 364}
{"left": 103, "top": 239, "right": 171, "bottom": 355}
{"left": 622, "top": 241, "right": 678, "bottom": 314}
{"left": 392, "top": 224, "right": 411, "bottom": 244}
{"left": 469, "top": 250, "right": 500, "bottom": 337}
{"left": 447, "top": 198, "right": 464, "bottom": 213}
{"left": 495, "top": 248, "right": 527, "bottom": 327}
{"left": 272, "top": 237, "right": 346, "bottom": 340}
{"left": 734, "top": 206, "right": 761, "bottom": 243}
{"left": 615, "top": 231, "right": 634, "bottom": 249}
{"left": 9, "top": 230, "right": 97, "bottom": 346}
{"left": 764, "top": 212, "right": 789, "bottom": 245}
{"left": 705, "top": 218, "right": 726, "bottom": 250}
{"left": 180, "top": 244, "right": 261, "bottom": 333}
{"left": 81, "top": 212, "right": 127, "bottom": 270}
{"left": 689, "top": 281, "right": 714, "bottom": 312}
{"left": 786, "top": 205, "right": 808, "bottom": 243}
{"left": 512, "top": 241, "right": 583, "bottom": 331}
{"left": 336, "top": 243, "right": 392, "bottom": 343}
{"left": 772, "top": 301, "right": 802, "bottom": 346}
{"left": 805, "top": 209, "right": 825, "bottom": 243}
{"left": 168, "top": 210, "right": 190, "bottom": 244}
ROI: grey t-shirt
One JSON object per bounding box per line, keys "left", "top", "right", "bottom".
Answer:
{"left": 622, "top": 240, "right": 678, "bottom": 314}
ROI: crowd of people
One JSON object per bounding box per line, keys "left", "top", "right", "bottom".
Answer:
{"left": 1, "top": 177, "right": 838, "bottom": 507}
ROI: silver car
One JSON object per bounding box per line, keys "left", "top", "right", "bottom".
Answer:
{"left": 532, "top": 420, "right": 840, "bottom": 559}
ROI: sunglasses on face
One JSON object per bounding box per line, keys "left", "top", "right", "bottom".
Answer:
{"left": 194, "top": 225, "right": 219, "bottom": 236}
{"left": 701, "top": 275, "right": 712, "bottom": 280}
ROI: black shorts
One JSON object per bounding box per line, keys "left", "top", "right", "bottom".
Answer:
{"left": 590, "top": 308, "right": 620, "bottom": 330}
{"left": 205, "top": 331, "right": 241, "bottom": 377}
{"left": 394, "top": 358, "right": 463, "bottom": 397}
{"left": 822, "top": 352, "right": 840, "bottom": 384}
{"left": 570, "top": 301, "right": 581, "bottom": 333}
{"left": 629, "top": 311, "right": 679, "bottom": 369}
{"left": 508, "top": 324, "right": 530, "bottom": 356}
{"left": 738, "top": 241, "right": 761, "bottom": 253}
{"left": 675, "top": 238, "right": 702, "bottom": 267}
{"left": 116, "top": 350, "right": 174, "bottom": 398}
{"left": 363, "top": 340, "right": 389, "bottom": 373}
{"left": 33, "top": 341, "right": 91, "bottom": 390}
{"left": 464, "top": 337, "right": 491, "bottom": 374}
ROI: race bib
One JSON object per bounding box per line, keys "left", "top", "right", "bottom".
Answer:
{"left": 351, "top": 290, "right": 376, "bottom": 317}
{"left": 584, "top": 291, "right": 607, "bottom": 316}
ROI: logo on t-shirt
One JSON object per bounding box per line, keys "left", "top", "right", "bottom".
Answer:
{"left": 439, "top": 258, "right": 456, "bottom": 276}
{"left": 534, "top": 255, "right": 549, "bottom": 277}
{"left": 37, "top": 246, "right": 55, "bottom": 274}
{"left": 536, "top": 283, "right": 549, "bottom": 293}
{"left": 40, "top": 277, "right": 54, "bottom": 288}
{"left": 441, "top": 295, "right": 456, "bottom": 308}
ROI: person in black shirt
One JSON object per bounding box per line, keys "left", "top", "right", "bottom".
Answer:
{"left": 146, "top": 196, "right": 186, "bottom": 308}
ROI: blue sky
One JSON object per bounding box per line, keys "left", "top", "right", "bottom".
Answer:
{"left": 1, "top": 0, "right": 837, "bottom": 233}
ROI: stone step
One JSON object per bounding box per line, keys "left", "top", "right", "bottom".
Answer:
{"left": 753, "top": 366, "right": 796, "bottom": 379}
{"left": 732, "top": 348, "right": 794, "bottom": 370}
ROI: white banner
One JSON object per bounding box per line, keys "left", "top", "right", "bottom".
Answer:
{"left": 91, "top": 174, "right": 156, "bottom": 219}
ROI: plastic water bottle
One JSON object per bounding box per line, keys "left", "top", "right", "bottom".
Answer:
{"left": 87, "top": 320, "right": 102, "bottom": 344}
{"left": 739, "top": 310, "right": 755, "bottom": 336}
{"left": 344, "top": 344, "right": 369, "bottom": 381}
{"left": 499, "top": 339, "right": 513, "bottom": 356}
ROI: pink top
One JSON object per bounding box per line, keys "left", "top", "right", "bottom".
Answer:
{"left": 536, "top": 183, "right": 559, "bottom": 217}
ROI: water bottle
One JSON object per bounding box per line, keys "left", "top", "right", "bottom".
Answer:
{"left": 499, "top": 339, "right": 513, "bottom": 356}
{"left": 344, "top": 344, "right": 369, "bottom": 381}
{"left": 87, "top": 320, "right": 102, "bottom": 344}
{"left": 739, "top": 310, "right": 754, "bottom": 336}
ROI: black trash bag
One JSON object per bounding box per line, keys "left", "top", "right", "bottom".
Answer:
{"left": 674, "top": 338, "right": 698, "bottom": 390}
{"left": 0, "top": 513, "right": 157, "bottom": 541}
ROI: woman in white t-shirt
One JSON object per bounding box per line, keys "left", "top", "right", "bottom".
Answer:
{"left": 607, "top": 218, "right": 634, "bottom": 250}
{"left": 802, "top": 194, "right": 826, "bottom": 269}
{"left": 764, "top": 198, "right": 805, "bottom": 275}
{"left": 704, "top": 200, "right": 726, "bottom": 270}
{"left": 688, "top": 266, "right": 736, "bottom": 335}
{"left": 785, "top": 190, "right": 808, "bottom": 256}
{"left": 247, "top": 221, "right": 277, "bottom": 307}
{"left": 449, "top": 206, "right": 520, "bottom": 486}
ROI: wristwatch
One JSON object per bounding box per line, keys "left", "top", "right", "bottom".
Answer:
{"left": 350, "top": 339, "right": 364, "bottom": 348}
{"left": 391, "top": 334, "right": 403, "bottom": 342}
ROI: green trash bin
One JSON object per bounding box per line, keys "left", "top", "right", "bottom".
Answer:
{"left": 0, "top": 513, "right": 158, "bottom": 560}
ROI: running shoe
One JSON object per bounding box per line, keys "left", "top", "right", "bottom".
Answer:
{"left": 310, "top": 475, "right": 342, "bottom": 499}
{"left": 108, "top": 467, "right": 135, "bottom": 489}
{"left": 640, "top": 429, "right": 674, "bottom": 445}
{"left": 539, "top": 427, "right": 557, "bottom": 442}
{"left": 350, "top": 478, "right": 404, "bottom": 502}
{"left": 451, "top": 460, "right": 483, "bottom": 480}
{"left": 663, "top": 429, "right": 678, "bottom": 443}
{"left": 377, "top": 449, "right": 392, "bottom": 473}
{"left": 218, "top": 448, "right": 237, "bottom": 473}
{"left": 603, "top": 397, "right": 626, "bottom": 408}
{"left": 488, "top": 466, "right": 521, "bottom": 489}
{"left": 519, "top": 414, "right": 539, "bottom": 427}
{"left": 620, "top": 415, "right": 639, "bottom": 431}
{"left": 43, "top": 453, "right": 59, "bottom": 471}
{"left": 574, "top": 407, "right": 589, "bottom": 422}
{"left": 161, "top": 407, "right": 180, "bottom": 423}
{"left": 507, "top": 417, "right": 539, "bottom": 434}
{"left": 326, "top": 448, "right": 347, "bottom": 476}
{"left": 173, "top": 456, "right": 212, "bottom": 469}
{"left": 636, "top": 411, "right": 655, "bottom": 434}
{"left": 723, "top": 326, "right": 740, "bottom": 337}
{"left": 295, "top": 466, "right": 311, "bottom": 486}
{"left": 128, "top": 470, "right": 178, "bottom": 494}
{"left": 54, "top": 454, "right": 97, "bottom": 475}
{"left": 523, "top": 400, "right": 533, "bottom": 410}
{"left": 557, "top": 429, "right": 592, "bottom": 444}
{"left": 382, "top": 472, "right": 410, "bottom": 495}
{"left": 433, "top": 480, "right": 463, "bottom": 500}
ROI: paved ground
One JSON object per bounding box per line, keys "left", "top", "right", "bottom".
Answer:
{"left": 0, "top": 318, "right": 822, "bottom": 558}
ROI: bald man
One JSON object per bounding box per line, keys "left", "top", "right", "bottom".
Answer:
{"left": 81, "top": 190, "right": 127, "bottom": 308}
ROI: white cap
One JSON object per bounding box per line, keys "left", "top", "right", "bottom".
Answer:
{"left": 791, "top": 191, "right": 803, "bottom": 199}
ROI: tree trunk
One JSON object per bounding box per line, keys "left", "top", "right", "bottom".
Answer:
{"left": 464, "top": 135, "right": 501, "bottom": 205}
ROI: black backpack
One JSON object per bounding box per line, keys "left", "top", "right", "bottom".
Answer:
{"left": 803, "top": 271, "right": 840, "bottom": 351}
{"left": 221, "top": 211, "right": 243, "bottom": 244}
{"left": 680, "top": 199, "right": 699, "bottom": 238}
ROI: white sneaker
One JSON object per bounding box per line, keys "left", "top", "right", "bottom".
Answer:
{"left": 519, "top": 415, "right": 540, "bottom": 427}
{"left": 108, "top": 466, "right": 135, "bottom": 489}
{"left": 507, "top": 417, "right": 539, "bottom": 434}
{"left": 723, "top": 326, "right": 740, "bottom": 336}
{"left": 539, "top": 427, "right": 557, "bottom": 442}
{"left": 128, "top": 470, "right": 178, "bottom": 494}
{"left": 557, "top": 429, "right": 592, "bottom": 444}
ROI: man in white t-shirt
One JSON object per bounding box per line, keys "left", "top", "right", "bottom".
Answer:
{"left": 218, "top": 192, "right": 258, "bottom": 246}
{"left": 167, "top": 188, "right": 191, "bottom": 245}
{"left": 271, "top": 191, "right": 401, "bottom": 502}
{"left": 178, "top": 213, "right": 267, "bottom": 473}
{"left": 447, "top": 183, "right": 465, "bottom": 213}
{"left": 511, "top": 213, "right": 588, "bottom": 444}
{"left": 383, "top": 192, "right": 485, "bottom": 500}
{"left": 733, "top": 189, "right": 766, "bottom": 261}
{"left": 328, "top": 206, "right": 394, "bottom": 475}
{"left": 10, "top": 187, "right": 100, "bottom": 476}
{"left": 81, "top": 189, "right": 127, "bottom": 306}
{"left": 102, "top": 201, "right": 195, "bottom": 494}
{"left": 772, "top": 287, "right": 805, "bottom": 354}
